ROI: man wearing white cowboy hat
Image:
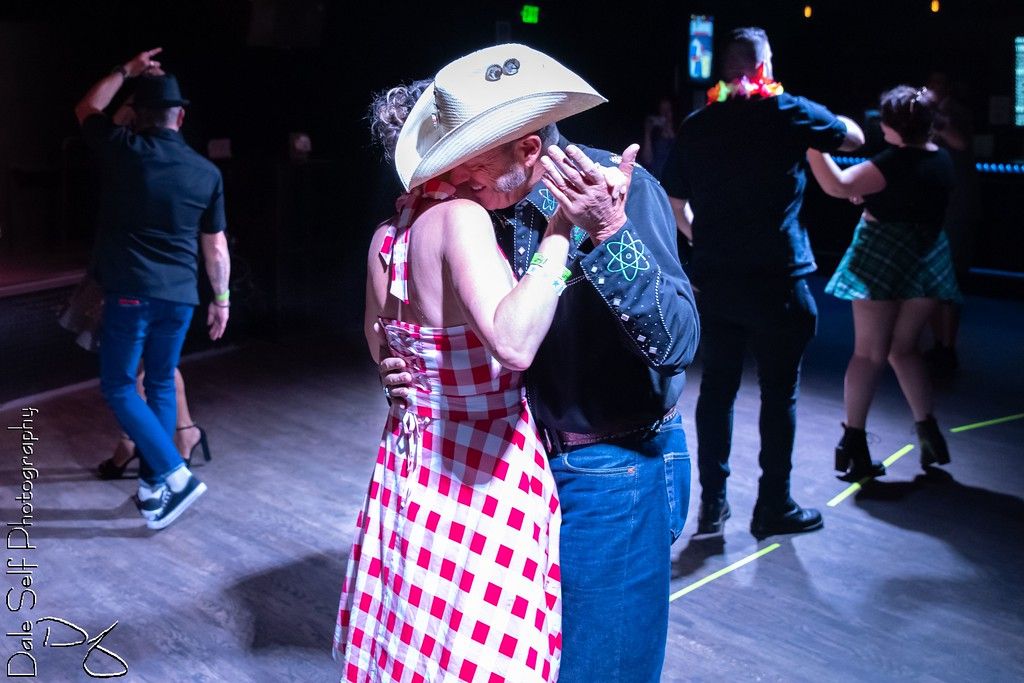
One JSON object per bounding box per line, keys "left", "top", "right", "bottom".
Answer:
{"left": 381, "top": 43, "right": 700, "bottom": 682}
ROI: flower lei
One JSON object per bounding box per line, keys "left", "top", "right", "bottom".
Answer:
{"left": 706, "top": 64, "right": 784, "bottom": 106}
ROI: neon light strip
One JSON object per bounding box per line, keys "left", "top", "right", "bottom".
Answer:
{"left": 831, "top": 156, "right": 1024, "bottom": 175}
{"left": 826, "top": 444, "right": 914, "bottom": 507}
{"left": 968, "top": 267, "right": 1024, "bottom": 280}
{"left": 669, "top": 543, "right": 780, "bottom": 601}
{"left": 671, "top": 411, "right": 1018, "bottom": 607}
{"left": 881, "top": 444, "right": 915, "bottom": 467}
{"left": 950, "top": 413, "right": 1024, "bottom": 433}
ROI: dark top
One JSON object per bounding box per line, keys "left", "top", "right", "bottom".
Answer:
{"left": 661, "top": 93, "right": 848, "bottom": 284}
{"left": 864, "top": 146, "right": 955, "bottom": 231}
{"left": 494, "top": 139, "right": 700, "bottom": 437}
{"left": 81, "top": 114, "right": 227, "bottom": 305}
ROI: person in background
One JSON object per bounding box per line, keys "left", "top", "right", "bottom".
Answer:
{"left": 923, "top": 70, "right": 978, "bottom": 378}
{"left": 806, "top": 85, "right": 958, "bottom": 478}
{"left": 59, "top": 92, "right": 213, "bottom": 483}
{"left": 640, "top": 94, "right": 677, "bottom": 180}
{"left": 662, "top": 26, "right": 865, "bottom": 540}
{"left": 75, "top": 48, "right": 229, "bottom": 529}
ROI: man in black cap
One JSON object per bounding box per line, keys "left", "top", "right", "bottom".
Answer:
{"left": 75, "top": 48, "right": 230, "bottom": 529}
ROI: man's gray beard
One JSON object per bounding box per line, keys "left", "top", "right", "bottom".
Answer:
{"left": 494, "top": 162, "right": 529, "bottom": 194}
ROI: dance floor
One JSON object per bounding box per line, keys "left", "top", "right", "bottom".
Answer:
{"left": 2, "top": 276, "right": 1021, "bottom": 682}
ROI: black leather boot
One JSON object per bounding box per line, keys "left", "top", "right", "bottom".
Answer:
{"left": 834, "top": 424, "right": 885, "bottom": 482}
{"left": 750, "top": 498, "right": 823, "bottom": 539}
{"left": 916, "top": 415, "right": 951, "bottom": 468}
{"left": 694, "top": 499, "right": 731, "bottom": 539}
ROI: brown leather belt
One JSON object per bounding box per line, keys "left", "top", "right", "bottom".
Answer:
{"left": 543, "top": 407, "right": 678, "bottom": 453}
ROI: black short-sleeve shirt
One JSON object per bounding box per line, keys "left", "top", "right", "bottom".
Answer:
{"left": 661, "top": 93, "right": 848, "bottom": 283}
{"left": 81, "top": 114, "right": 226, "bottom": 305}
{"left": 863, "top": 146, "right": 955, "bottom": 231}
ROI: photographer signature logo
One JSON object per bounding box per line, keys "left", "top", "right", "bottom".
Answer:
{"left": 7, "top": 617, "right": 127, "bottom": 679}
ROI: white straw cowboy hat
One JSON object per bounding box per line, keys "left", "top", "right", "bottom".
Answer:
{"left": 394, "top": 43, "right": 606, "bottom": 191}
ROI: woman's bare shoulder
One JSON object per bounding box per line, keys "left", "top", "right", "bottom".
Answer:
{"left": 423, "top": 198, "right": 492, "bottom": 234}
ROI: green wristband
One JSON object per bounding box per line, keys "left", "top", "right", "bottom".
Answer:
{"left": 214, "top": 290, "right": 230, "bottom": 303}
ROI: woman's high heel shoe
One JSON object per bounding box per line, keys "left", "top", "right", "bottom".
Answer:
{"left": 97, "top": 436, "right": 139, "bottom": 480}
{"left": 835, "top": 423, "right": 886, "bottom": 482}
{"left": 177, "top": 424, "right": 212, "bottom": 466}
{"left": 916, "top": 415, "right": 951, "bottom": 469}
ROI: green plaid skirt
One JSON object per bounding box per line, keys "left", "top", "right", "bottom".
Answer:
{"left": 825, "top": 218, "right": 962, "bottom": 302}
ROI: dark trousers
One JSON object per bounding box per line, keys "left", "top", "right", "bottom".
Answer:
{"left": 694, "top": 277, "right": 817, "bottom": 511}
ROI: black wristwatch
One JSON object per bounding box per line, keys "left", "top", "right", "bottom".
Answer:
{"left": 111, "top": 64, "right": 129, "bottom": 79}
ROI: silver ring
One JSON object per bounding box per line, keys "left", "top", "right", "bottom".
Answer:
{"left": 383, "top": 385, "right": 393, "bottom": 399}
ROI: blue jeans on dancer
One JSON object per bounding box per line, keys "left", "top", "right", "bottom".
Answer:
{"left": 549, "top": 414, "right": 690, "bottom": 683}
{"left": 100, "top": 294, "right": 193, "bottom": 485}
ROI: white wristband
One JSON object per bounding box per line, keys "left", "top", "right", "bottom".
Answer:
{"left": 525, "top": 262, "right": 572, "bottom": 296}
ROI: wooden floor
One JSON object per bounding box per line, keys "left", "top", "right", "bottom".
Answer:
{"left": 1, "top": 276, "right": 1021, "bottom": 682}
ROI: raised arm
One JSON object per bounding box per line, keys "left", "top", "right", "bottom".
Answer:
{"left": 835, "top": 115, "right": 866, "bottom": 152}
{"left": 806, "top": 150, "right": 886, "bottom": 199}
{"left": 443, "top": 199, "right": 572, "bottom": 371}
{"left": 75, "top": 48, "right": 163, "bottom": 125}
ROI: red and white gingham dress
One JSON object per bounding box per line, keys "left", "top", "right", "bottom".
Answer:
{"left": 334, "top": 184, "right": 562, "bottom": 683}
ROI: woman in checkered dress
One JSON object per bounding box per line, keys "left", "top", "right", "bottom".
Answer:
{"left": 806, "top": 85, "right": 958, "bottom": 481}
{"left": 333, "top": 84, "right": 577, "bottom": 683}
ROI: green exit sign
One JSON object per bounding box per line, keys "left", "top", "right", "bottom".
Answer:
{"left": 521, "top": 4, "right": 539, "bottom": 24}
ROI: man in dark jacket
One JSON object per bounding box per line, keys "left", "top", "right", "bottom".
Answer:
{"left": 384, "top": 43, "right": 700, "bottom": 682}
{"left": 662, "top": 27, "right": 865, "bottom": 540}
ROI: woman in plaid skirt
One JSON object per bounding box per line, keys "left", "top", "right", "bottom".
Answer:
{"left": 806, "top": 85, "right": 958, "bottom": 481}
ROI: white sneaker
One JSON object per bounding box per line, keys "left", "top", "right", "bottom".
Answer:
{"left": 146, "top": 475, "right": 207, "bottom": 530}
{"left": 134, "top": 487, "right": 166, "bottom": 521}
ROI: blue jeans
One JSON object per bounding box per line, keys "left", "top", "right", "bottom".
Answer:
{"left": 695, "top": 277, "right": 817, "bottom": 510}
{"left": 100, "top": 294, "right": 193, "bottom": 485}
{"left": 548, "top": 414, "right": 690, "bottom": 683}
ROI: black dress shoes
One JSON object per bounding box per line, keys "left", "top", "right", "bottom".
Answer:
{"left": 750, "top": 498, "right": 823, "bottom": 539}
{"left": 693, "top": 500, "right": 731, "bottom": 539}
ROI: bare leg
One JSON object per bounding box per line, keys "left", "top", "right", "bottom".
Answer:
{"left": 173, "top": 368, "right": 202, "bottom": 458}
{"left": 110, "top": 433, "right": 135, "bottom": 467}
{"left": 888, "top": 298, "right": 939, "bottom": 421}
{"left": 845, "top": 300, "right": 900, "bottom": 429}
{"left": 111, "top": 366, "right": 197, "bottom": 463}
